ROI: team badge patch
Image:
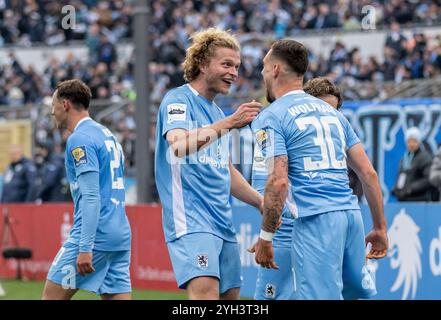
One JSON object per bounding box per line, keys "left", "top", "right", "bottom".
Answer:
{"left": 167, "top": 103, "right": 187, "bottom": 123}
{"left": 71, "top": 146, "right": 87, "bottom": 166}
{"left": 265, "top": 283, "right": 276, "bottom": 299}
{"left": 197, "top": 254, "right": 208, "bottom": 269}
{"left": 255, "top": 127, "right": 271, "bottom": 150}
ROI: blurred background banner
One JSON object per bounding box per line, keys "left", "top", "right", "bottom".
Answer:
{"left": 228, "top": 98, "right": 441, "bottom": 203}
{"left": 233, "top": 202, "right": 441, "bottom": 300}
{"left": 0, "top": 204, "right": 177, "bottom": 292}
{"left": 1, "top": 203, "right": 441, "bottom": 299}
{"left": 0, "top": 120, "right": 32, "bottom": 173}
{"left": 337, "top": 98, "right": 441, "bottom": 203}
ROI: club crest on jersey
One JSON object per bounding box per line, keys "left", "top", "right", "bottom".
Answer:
{"left": 255, "top": 128, "right": 271, "bottom": 150}
{"left": 197, "top": 254, "right": 208, "bottom": 269}
{"left": 167, "top": 103, "right": 187, "bottom": 123}
{"left": 265, "top": 283, "right": 276, "bottom": 299}
{"left": 71, "top": 146, "right": 87, "bottom": 166}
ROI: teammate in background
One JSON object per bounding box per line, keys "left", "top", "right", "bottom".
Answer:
{"left": 42, "top": 79, "right": 132, "bottom": 300}
{"left": 155, "top": 28, "right": 263, "bottom": 300}
{"left": 249, "top": 40, "right": 388, "bottom": 300}
{"left": 303, "top": 77, "right": 364, "bottom": 200}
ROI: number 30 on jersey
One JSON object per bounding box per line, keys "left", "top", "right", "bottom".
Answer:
{"left": 295, "top": 116, "right": 347, "bottom": 171}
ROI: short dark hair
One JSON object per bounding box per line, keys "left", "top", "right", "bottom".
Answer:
{"left": 303, "top": 77, "right": 343, "bottom": 110}
{"left": 55, "top": 79, "right": 92, "bottom": 110}
{"left": 270, "top": 39, "right": 309, "bottom": 76}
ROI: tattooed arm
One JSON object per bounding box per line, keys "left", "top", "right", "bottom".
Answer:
{"left": 248, "top": 155, "right": 289, "bottom": 269}
{"left": 262, "top": 156, "right": 289, "bottom": 232}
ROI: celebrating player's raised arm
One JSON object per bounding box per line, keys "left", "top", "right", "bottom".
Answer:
{"left": 166, "top": 101, "right": 261, "bottom": 158}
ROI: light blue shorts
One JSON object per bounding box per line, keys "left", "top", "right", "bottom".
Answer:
{"left": 291, "top": 209, "right": 377, "bottom": 300}
{"left": 47, "top": 242, "right": 131, "bottom": 295}
{"left": 254, "top": 246, "right": 293, "bottom": 300}
{"left": 167, "top": 232, "right": 242, "bottom": 293}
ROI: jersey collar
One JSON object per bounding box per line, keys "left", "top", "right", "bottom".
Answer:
{"left": 186, "top": 83, "right": 214, "bottom": 105}
{"left": 186, "top": 83, "right": 199, "bottom": 96}
{"left": 282, "top": 90, "right": 304, "bottom": 97}
{"left": 74, "top": 116, "right": 92, "bottom": 131}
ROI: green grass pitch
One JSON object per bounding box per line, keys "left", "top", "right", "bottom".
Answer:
{"left": 0, "top": 279, "right": 187, "bottom": 300}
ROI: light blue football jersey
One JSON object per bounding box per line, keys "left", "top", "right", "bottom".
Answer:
{"left": 65, "top": 117, "right": 131, "bottom": 251}
{"left": 251, "top": 125, "right": 294, "bottom": 247}
{"left": 155, "top": 84, "right": 236, "bottom": 243}
{"left": 252, "top": 90, "right": 360, "bottom": 218}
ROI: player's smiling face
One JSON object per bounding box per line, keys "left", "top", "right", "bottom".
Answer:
{"left": 202, "top": 47, "right": 240, "bottom": 96}
{"left": 51, "top": 90, "right": 67, "bottom": 129}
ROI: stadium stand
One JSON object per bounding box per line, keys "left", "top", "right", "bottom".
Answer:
{"left": 0, "top": 0, "right": 440, "bottom": 190}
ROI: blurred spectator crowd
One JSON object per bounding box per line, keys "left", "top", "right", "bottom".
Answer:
{"left": 1, "top": 0, "right": 441, "bottom": 202}
{"left": 1, "top": 23, "right": 440, "bottom": 110}
{"left": 1, "top": 0, "right": 441, "bottom": 48}
{"left": 0, "top": 0, "right": 440, "bottom": 107}
{"left": 307, "top": 23, "right": 441, "bottom": 99}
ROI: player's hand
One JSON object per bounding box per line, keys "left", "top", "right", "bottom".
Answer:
{"left": 365, "top": 229, "right": 388, "bottom": 259}
{"left": 77, "top": 252, "right": 95, "bottom": 276}
{"left": 248, "top": 238, "right": 279, "bottom": 269}
{"left": 228, "top": 101, "right": 262, "bottom": 129}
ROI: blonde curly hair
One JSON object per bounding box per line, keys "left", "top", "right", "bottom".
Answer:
{"left": 182, "top": 28, "right": 241, "bottom": 82}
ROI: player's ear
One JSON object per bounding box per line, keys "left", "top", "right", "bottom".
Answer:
{"left": 273, "top": 63, "right": 280, "bottom": 78}
{"left": 63, "top": 99, "right": 69, "bottom": 112}
{"left": 199, "top": 61, "right": 209, "bottom": 74}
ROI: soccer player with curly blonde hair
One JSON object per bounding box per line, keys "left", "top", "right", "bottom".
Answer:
{"left": 155, "top": 28, "right": 264, "bottom": 300}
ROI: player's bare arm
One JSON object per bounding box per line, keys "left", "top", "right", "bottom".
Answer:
{"left": 229, "top": 161, "right": 263, "bottom": 211}
{"left": 249, "top": 155, "right": 288, "bottom": 269}
{"left": 166, "top": 101, "right": 261, "bottom": 157}
{"left": 262, "top": 155, "right": 289, "bottom": 233}
{"left": 347, "top": 143, "right": 388, "bottom": 259}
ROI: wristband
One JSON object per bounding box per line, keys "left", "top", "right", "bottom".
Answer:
{"left": 260, "top": 230, "right": 274, "bottom": 241}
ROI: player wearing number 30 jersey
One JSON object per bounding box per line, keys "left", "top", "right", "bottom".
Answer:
{"left": 250, "top": 40, "right": 388, "bottom": 300}
{"left": 43, "top": 79, "right": 131, "bottom": 300}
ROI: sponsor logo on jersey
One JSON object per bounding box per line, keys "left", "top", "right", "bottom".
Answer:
{"left": 71, "top": 146, "right": 87, "bottom": 166}
{"left": 255, "top": 127, "right": 271, "bottom": 150}
{"left": 167, "top": 103, "right": 187, "bottom": 123}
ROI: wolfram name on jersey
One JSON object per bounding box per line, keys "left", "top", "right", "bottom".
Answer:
{"left": 287, "top": 101, "right": 336, "bottom": 116}
{"left": 252, "top": 90, "right": 360, "bottom": 218}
